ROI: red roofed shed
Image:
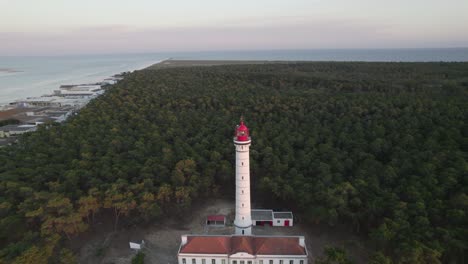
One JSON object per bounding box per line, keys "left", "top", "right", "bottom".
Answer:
{"left": 206, "top": 215, "right": 226, "bottom": 226}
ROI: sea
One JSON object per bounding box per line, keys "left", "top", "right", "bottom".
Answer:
{"left": 1, "top": 48, "right": 468, "bottom": 105}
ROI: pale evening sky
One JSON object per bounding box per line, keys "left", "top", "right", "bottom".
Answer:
{"left": 0, "top": 0, "right": 467, "bottom": 55}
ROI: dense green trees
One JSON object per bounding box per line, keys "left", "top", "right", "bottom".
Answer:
{"left": 0, "top": 62, "right": 467, "bottom": 263}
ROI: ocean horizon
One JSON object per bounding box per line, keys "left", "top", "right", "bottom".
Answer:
{"left": 1, "top": 48, "right": 468, "bottom": 105}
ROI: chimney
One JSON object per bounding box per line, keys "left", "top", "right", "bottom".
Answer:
{"left": 181, "top": 235, "right": 188, "bottom": 246}
{"left": 299, "top": 236, "right": 305, "bottom": 247}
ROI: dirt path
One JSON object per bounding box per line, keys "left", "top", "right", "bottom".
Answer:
{"left": 76, "top": 199, "right": 369, "bottom": 263}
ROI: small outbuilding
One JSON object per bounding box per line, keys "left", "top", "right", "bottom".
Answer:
{"left": 206, "top": 215, "right": 226, "bottom": 226}
{"left": 251, "top": 209, "right": 273, "bottom": 226}
{"left": 273, "top": 212, "right": 294, "bottom": 226}
{"left": 252, "top": 209, "right": 294, "bottom": 227}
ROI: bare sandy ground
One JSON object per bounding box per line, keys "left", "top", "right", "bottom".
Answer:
{"left": 76, "top": 199, "right": 369, "bottom": 264}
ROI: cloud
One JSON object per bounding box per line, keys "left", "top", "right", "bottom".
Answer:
{"left": 1, "top": 17, "right": 467, "bottom": 55}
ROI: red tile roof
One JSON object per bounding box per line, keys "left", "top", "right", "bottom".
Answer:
{"left": 179, "top": 235, "right": 306, "bottom": 256}
{"left": 255, "top": 237, "right": 305, "bottom": 255}
{"left": 231, "top": 236, "right": 254, "bottom": 255}
{"left": 181, "top": 236, "right": 230, "bottom": 254}
{"left": 207, "top": 215, "right": 226, "bottom": 222}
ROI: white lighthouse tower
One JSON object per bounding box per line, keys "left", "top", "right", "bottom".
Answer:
{"left": 233, "top": 117, "right": 253, "bottom": 235}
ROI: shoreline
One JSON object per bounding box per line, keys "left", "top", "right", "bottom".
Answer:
{"left": 0, "top": 59, "right": 166, "bottom": 109}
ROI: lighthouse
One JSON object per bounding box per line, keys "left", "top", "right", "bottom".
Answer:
{"left": 176, "top": 117, "right": 309, "bottom": 264}
{"left": 233, "top": 117, "right": 253, "bottom": 235}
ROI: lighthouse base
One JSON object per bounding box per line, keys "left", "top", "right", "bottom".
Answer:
{"left": 234, "top": 221, "right": 252, "bottom": 235}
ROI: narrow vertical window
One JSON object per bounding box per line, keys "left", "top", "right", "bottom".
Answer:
{"left": 269, "top": 260, "right": 273, "bottom": 264}
{"left": 202, "top": 259, "right": 206, "bottom": 264}
{"left": 290, "top": 261, "right": 294, "bottom": 264}
{"left": 222, "top": 260, "right": 226, "bottom": 264}
{"left": 300, "top": 261, "right": 304, "bottom": 264}
{"left": 212, "top": 260, "right": 216, "bottom": 264}
{"left": 192, "top": 259, "right": 196, "bottom": 264}
{"left": 182, "top": 259, "right": 186, "bottom": 264}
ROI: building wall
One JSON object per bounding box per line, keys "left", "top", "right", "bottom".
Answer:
{"left": 272, "top": 218, "right": 293, "bottom": 227}
{"left": 254, "top": 257, "right": 307, "bottom": 264}
{"left": 178, "top": 255, "right": 228, "bottom": 264}
{"left": 178, "top": 255, "right": 307, "bottom": 264}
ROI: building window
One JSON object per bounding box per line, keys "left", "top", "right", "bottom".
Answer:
{"left": 240, "top": 261, "right": 245, "bottom": 264}
{"left": 242, "top": 203, "right": 244, "bottom": 207}
{"left": 242, "top": 190, "right": 244, "bottom": 194}
{"left": 242, "top": 162, "right": 244, "bottom": 166}
{"left": 280, "top": 261, "right": 283, "bottom": 264}
{"left": 259, "top": 261, "right": 263, "bottom": 264}
{"left": 248, "top": 261, "right": 252, "bottom": 264}
{"left": 182, "top": 259, "right": 186, "bottom": 264}
{"left": 212, "top": 260, "right": 216, "bottom": 264}
{"left": 222, "top": 260, "right": 226, "bottom": 264}
{"left": 269, "top": 260, "right": 273, "bottom": 264}
{"left": 290, "top": 261, "right": 294, "bottom": 264}
{"left": 300, "top": 261, "right": 304, "bottom": 264}
{"left": 277, "top": 220, "right": 280, "bottom": 223}
{"left": 192, "top": 259, "right": 196, "bottom": 264}
{"left": 202, "top": 259, "right": 206, "bottom": 264}
{"left": 242, "top": 176, "right": 244, "bottom": 180}
{"left": 233, "top": 261, "right": 237, "bottom": 264}
{"left": 242, "top": 217, "right": 244, "bottom": 220}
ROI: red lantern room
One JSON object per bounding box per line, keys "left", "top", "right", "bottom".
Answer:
{"left": 235, "top": 117, "right": 249, "bottom": 141}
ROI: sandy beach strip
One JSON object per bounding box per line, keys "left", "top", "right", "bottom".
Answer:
{"left": 146, "top": 59, "right": 298, "bottom": 69}
{"left": 0, "top": 68, "right": 22, "bottom": 73}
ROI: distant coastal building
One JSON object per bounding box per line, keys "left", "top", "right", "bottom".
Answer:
{"left": 54, "top": 84, "right": 103, "bottom": 97}
{"left": 0, "top": 72, "right": 124, "bottom": 144}
{"left": 177, "top": 118, "right": 308, "bottom": 263}
{"left": 0, "top": 124, "right": 37, "bottom": 138}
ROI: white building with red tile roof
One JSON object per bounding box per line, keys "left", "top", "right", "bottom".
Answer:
{"left": 178, "top": 235, "right": 308, "bottom": 264}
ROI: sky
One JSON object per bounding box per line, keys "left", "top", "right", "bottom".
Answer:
{"left": 0, "top": 0, "right": 467, "bottom": 55}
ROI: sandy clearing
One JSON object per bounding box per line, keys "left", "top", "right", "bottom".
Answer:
{"left": 76, "top": 198, "right": 368, "bottom": 264}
